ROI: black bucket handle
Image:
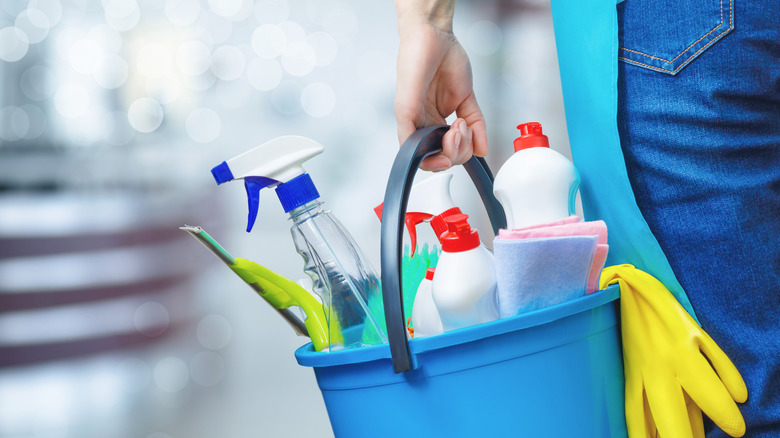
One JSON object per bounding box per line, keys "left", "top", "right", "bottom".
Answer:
{"left": 379, "top": 125, "right": 507, "bottom": 373}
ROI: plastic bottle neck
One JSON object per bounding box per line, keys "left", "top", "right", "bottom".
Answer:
{"left": 288, "top": 200, "right": 324, "bottom": 223}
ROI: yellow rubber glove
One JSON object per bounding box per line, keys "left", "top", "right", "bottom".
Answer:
{"left": 600, "top": 265, "right": 748, "bottom": 438}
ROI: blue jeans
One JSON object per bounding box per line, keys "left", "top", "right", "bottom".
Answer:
{"left": 617, "top": 0, "right": 780, "bottom": 436}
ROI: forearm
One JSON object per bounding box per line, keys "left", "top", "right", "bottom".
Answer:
{"left": 395, "top": 0, "right": 455, "bottom": 33}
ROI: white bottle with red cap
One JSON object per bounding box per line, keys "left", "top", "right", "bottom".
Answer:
{"left": 411, "top": 267, "right": 443, "bottom": 338}
{"left": 493, "top": 122, "right": 581, "bottom": 229}
{"left": 431, "top": 214, "right": 498, "bottom": 331}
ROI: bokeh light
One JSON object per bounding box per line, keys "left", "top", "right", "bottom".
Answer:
{"left": 103, "top": 0, "right": 140, "bottom": 32}
{"left": 185, "top": 108, "right": 222, "bottom": 143}
{"left": 164, "top": 0, "right": 201, "bottom": 27}
{"left": 0, "top": 27, "right": 30, "bottom": 62}
{"left": 137, "top": 43, "right": 173, "bottom": 78}
{"left": 127, "top": 97, "right": 164, "bottom": 133}
{"left": 54, "top": 83, "right": 89, "bottom": 119}
{"left": 301, "top": 82, "right": 336, "bottom": 118}
{"left": 281, "top": 41, "right": 316, "bottom": 77}
{"left": 210, "top": 45, "right": 246, "bottom": 81}
{"left": 467, "top": 20, "right": 503, "bottom": 56}
{"left": 153, "top": 357, "right": 189, "bottom": 393}
{"left": 68, "top": 38, "right": 103, "bottom": 75}
{"left": 251, "top": 24, "right": 286, "bottom": 59}
{"left": 254, "top": 0, "right": 289, "bottom": 24}
{"left": 94, "top": 54, "right": 129, "bottom": 89}
{"left": 20, "top": 64, "right": 54, "bottom": 100}
{"left": 29, "top": 0, "right": 63, "bottom": 28}
{"left": 177, "top": 40, "right": 212, "bottom": 76}
{"left": 270, "top": 79, "right": 303, "bottom": 115}
{"left": 307, "top": 31, "right": 338, "bottom": 67}
{"left": 195, "top": 314, "right": 232, "bottom": 349}
{"left": 133, "top": 301, "right": 171, "bottom": 338}
{"left": 246, "top": 58, "right": 283, "bottom": 91}
{"left": 14, "top": 8, "right": 51, "bottom": 44}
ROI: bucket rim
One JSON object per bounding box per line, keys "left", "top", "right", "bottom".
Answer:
{"left": 295, "top": 284, "right": 619, "bottom": 368}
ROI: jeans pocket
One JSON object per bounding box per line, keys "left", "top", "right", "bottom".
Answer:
{"left": 618, "top": 0, "right": 735, "bottom": 75}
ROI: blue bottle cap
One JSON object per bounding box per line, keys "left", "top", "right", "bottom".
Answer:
{"left": 276, "top": 173, "right": 320, "bottom": 212}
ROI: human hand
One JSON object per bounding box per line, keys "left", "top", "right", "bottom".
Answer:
{"left": 394, "top": 0, "right": 487, "bottom": 172}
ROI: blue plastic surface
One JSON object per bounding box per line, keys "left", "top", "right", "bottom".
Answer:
{"left": 295, "top": 285, "right": 627, "bottom": 437}
{"left": 210, "top": 161, "right": 234, "bottom": 184}
{"left": 276, "top": 173, "right": 320, "bottom": 213}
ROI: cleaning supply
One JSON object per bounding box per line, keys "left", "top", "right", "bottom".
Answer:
{"left": 600, "top": 265, "right": 747, "bottom": 438}
{"left": 211, "top": 136, "right": 386, "bottom": 350}
{"left": 493, "top": 122, "right": 581, "bottom": 229}
{"left": 362, "top": 243, "right": 440, "bottom": 344}
{"left": 498, "top": 218, "right": 609, "bottom": 293}
{"left": 179, "top": 225, "right": 330, "bottom": 351}
{"left": 431, "top": 214, "right": 498, "bottom": 331}
{"left": 374, "top": 172, "right": 462, "bottom": 254}
{"left": 493, "top": 235, "right": 597, "bottom": 317}
{"left": 411, "top": 267, "right": 443, "bottom": 338}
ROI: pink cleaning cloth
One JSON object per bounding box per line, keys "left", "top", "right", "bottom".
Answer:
{"left": 498, "top": 219, "right": 609, "bottom": 294}
{"left": 508, "top": 215, "right": 582, "bottom": 232}
{"left": 589, "top": 244, "right": 609, "bottom": 294}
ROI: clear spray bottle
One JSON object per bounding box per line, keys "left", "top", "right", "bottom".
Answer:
{"left": 211, "top": 136, "right": 386, "bottom": 350}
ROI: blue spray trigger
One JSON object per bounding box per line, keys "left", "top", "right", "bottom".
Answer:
{"left": 244, "top": 176, "right": 278, "bottom": 232}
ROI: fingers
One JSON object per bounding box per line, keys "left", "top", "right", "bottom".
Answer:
{"left": 645, "top": 375, "right": 695, "bottom": 438}
{"left": 419, "top": 119, "right": 475, "bottom": 172}
{"left": 679, "top": 355, "right": 746, "bottom": 437}
{"left": 625, "top": 374, "right": 654, "bottom": 438}
{"left": 698, "top": 330, "right": 748, "bottom": 404}
{"left": 456, "top": 92, "right": 488, "bottom": 157}
{"left": 685, "top": 392, "right": 706, "bottom": 438}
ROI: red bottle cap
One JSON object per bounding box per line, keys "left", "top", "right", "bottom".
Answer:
{"left": 429, "top": 207, "right": 462, "bottom": 242}
{"left": 513, "top": 122, "right": 549, "bottom": 152}
{"left": 440, "top": 214, "right": 480, "bottom": 253}
{"left": 425, "top": 267, "right": 435, "bottom": 281}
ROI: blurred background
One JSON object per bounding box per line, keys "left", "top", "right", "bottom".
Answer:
{"left": 0, "top": 0, "right": 568, "bottom": 436}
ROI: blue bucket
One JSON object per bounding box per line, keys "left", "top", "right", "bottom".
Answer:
{"left": 295, "top": 126, "right": 627, "bottom": 437}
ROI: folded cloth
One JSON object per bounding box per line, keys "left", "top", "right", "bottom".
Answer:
{"left": 493, "top": 235, "right": 597, "bottom": 318}
{"left": 509, "top": 214, "right": 582, "bottom": 232}
{"left": 498, "top": 219, "right": 609, "bottom": 294}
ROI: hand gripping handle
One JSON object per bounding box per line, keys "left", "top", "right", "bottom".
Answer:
{"left": 380, "top": 125, "right": 507, "bottom": 373}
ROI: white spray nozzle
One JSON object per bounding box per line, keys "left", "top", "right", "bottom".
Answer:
{"left": 212, "top": 136, "right": 325, "bottom": 232}
{"left": 213, "top": 135, "right": 324, "bottom": 185}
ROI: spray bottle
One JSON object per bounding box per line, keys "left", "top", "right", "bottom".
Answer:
{"left": 411, "top": 267, "right": 443, "bottom": 338}
{"left": 211, "top": 135, "right": 386, "bottom": 350}
{"left": 374, "top": 173, "right": 463, "bottom": 254}
{"left": 432, "top": 214, "right": 498, "bottom": 331}
{"left": 493, "top": 122, "right": 581, "bottom": 229}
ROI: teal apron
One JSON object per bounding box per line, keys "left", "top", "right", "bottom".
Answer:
{"left": 549, "top": 0, "right": 698, "bottom": 320}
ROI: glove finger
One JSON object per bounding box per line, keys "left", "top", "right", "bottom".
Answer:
{"left": 679, "top": 355, "right": 746, "bottom": 437}
{"left": 645, "top": 376, "right": 695, "bottom": 438}
{"left": 698, "top": 330, "right": 748, "bottom": 403}
{"left": 685, "top": 391, "right": 706, "bottom": 438}
{"left": 625, "top": 377, "right": 653, "bottom": 438}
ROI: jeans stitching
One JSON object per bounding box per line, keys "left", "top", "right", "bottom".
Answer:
{"left": 618, "top": 0, "right": 732, "bottom": 69}
{"left": 618, "top": 20, "right": 732, "bottom": 74}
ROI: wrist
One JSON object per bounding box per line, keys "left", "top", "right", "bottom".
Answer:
{"left": 395, "top": 0, "right": 454, "bottom": 33}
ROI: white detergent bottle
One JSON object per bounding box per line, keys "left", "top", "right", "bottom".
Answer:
{"left": 411, "top": 268, "right": 443, "bottom": 338}
{"left": 493, "top": 122, "right": 581, "bottom": 229}
{"left": 374, "top": 172, "right": 462, "bottom": 254}
{"left": 211, "top": 136, "right": 386, "bottom": 350}
{"left": 432, "top": 214, "right": 498, "bottom": 331}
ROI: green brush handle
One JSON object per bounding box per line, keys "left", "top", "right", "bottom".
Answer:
{"left": 230, "top": 258, "right": 331, "bottom": 351}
